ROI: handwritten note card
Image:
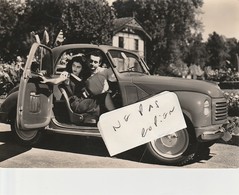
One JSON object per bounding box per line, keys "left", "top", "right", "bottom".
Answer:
{"left": 97, "top": 91, "right": 186, "bottom": 156}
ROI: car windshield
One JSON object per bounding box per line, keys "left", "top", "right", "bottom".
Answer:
{"left": 108, "top": 50, "right": 148, "bottom": 74}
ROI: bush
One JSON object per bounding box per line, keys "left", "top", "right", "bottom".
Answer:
{"left": 223, "top": 91, "right": 239, "bottom": 116}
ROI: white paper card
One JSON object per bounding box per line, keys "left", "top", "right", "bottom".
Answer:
{"left": 97, "top": 91, "right": 186, "bottom": 156}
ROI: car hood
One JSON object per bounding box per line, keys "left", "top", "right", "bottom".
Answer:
{"left": 132, "top": 75, "right": 223, "bottom": 98}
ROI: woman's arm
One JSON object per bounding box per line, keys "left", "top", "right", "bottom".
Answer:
{"left": 40, "top": 71, "right": 69, "bottom": 85}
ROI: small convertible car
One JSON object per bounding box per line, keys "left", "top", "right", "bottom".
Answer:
{"left": 0, "top": 43, "right": 228, "bottom": 165}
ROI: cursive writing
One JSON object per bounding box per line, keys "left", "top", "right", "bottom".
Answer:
{"left": 112, "top": 97, "right": 176, "bottom": 138}
{"left": 141, "top": 126, "right": 152, "bottom": 137}
{"left": 113, "top": 120, "right": 121, "bottom": 131}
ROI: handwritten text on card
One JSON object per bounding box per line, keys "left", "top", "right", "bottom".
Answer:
{"left": 97, "top": 92, "right": 186, "bottom": 156}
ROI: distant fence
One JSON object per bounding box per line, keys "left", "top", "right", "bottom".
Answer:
{"left": 219, "top": 81, "right": 239, "bottom": 89}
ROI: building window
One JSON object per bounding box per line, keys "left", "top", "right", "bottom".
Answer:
{"left": 134, "top": 39, "right": 139, "bottom": 51}
{"left": 119, "top": 36, "right": 124, "bottom": 48}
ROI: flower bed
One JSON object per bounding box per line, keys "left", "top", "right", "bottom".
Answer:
{"left": 205, "top": 68, "right": 239, "bottom": 82}
{"left": 223, "top": 90, "right": 239, "bottom": 116}
{"left": 219, "top": 78, "right": 239, "bottom": 116}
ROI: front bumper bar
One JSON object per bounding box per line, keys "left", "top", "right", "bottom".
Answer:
{"left": 196, "top": 117, "right": 239, "bottom": 142}
{"left": 200, "top": 128, "right": 225, "bottom": 141}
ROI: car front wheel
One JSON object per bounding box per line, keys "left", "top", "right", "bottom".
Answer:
{"left": 11, "top": 117, "right": 42, "bottom": 146}
{"left": 146, "top": 120, "right": 198, "bottom": 166}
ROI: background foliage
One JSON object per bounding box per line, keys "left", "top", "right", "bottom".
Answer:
{"left": 0, "top": 0, "right": 114, "bottom": 62}
{"left": 61, "top": 0, "right": 114, "bottom": 44}
{"left": 112, "top": 0, "right": 239, "bottom": 75}
{"left": 0, "top": 0, "right": 239, "bottom": 117}
{"left": 0, "top": 0, "right": 238, "bottom": 76}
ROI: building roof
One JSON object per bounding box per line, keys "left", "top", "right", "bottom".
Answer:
{"left": 113, "top": 17, "right": 151, "bottom": 40}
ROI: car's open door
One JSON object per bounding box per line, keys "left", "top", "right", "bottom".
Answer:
{"left": 17, "top": 43, "right": 53, "bottom": 130}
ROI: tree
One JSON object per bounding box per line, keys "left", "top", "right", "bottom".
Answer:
{"left": 113, "top": 0, "right": 204, "bottom": 74}
{"left": 112, "top": 0, "right": 138, "bottom": 18}
{"left": 226, "top": 38, "right": 239, "bottom": 70}
{"left": 62, "top": 0, "right": 115, "bottom": 45}
{"left": 185, "top": 33, "right": 208, "bottom": 67}
{"left": 24, "top": 0, "right": 65, "bottom": 46}
{"left": 0, "top": 0, "right": 65, "bottom": 61}
{"left": 206, "top": 32, "right": 230, "bottom": 69}
{"left": 25, "top": 0, "right": 115, "bottom": 45}
{"left": 0, "top": 1, "right": 21, "bottom": 61}
{"left": 0, "top": 0, "right": 114, "bottom": 61}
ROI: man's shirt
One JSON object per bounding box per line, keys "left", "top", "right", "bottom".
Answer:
{"left": 86, "top": 67, "right": 116, "bottom": 95}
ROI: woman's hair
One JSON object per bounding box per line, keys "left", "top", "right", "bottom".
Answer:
{"left": 66, "top": 56, "right": 91, "bottom": 80}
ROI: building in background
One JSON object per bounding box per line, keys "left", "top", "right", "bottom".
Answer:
{"left": 112, "top": 17, "right": 151, "bottom": 59}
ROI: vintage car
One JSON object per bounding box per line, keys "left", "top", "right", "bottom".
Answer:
{"left": 0, "top": 43, "right": 228, "bottom": 165}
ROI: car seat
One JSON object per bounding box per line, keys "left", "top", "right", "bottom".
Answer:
{"left": 95, "top": 92, "right": 115, "bottom": 114}
{"left": 104, "top": 93, "right": 115, "bottom": 111}
{"left": 58, "top": 85, "right": 98, "bottom": 125}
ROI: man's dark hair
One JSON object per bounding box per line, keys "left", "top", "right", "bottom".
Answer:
{"left": 90, "top": 50, "right": 102, "bottom": 63}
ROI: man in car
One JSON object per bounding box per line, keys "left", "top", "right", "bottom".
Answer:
{"left": 85, "top": 51, "right": 116, "bottom": 112}
{"left": 86, "top": 51, "right": 116, "bottom": 95}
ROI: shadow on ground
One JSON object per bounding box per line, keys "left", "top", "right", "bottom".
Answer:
{"left": 37, "top": 132, "right": 152, "bottom": 165}
{"left": 217, "top": 135, "right": 239, "bottom": 146}
{"left": 0, "top": 130, "right": 238, "bottom": 167}
{"left": 0, "top": 131, "right": 31, "bottom": 162}
{"left": 37, "top": 133, "right": 218, "bottom": 166}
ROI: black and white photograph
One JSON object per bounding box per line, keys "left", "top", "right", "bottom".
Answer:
{"left": 0, "top": 0, "right": 238, "bottom": 194}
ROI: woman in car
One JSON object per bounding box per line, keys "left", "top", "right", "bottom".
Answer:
{"left": 40, "top": 56, "right": 99, "bottom": 118}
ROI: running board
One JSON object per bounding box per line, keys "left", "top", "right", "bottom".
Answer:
{"left": 46, "top": 118, "right": 101, "bottom": 137}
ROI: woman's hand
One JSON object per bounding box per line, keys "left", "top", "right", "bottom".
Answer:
{"left": 39, "top": 75, "right": 48, "bottom": 83}
{"left": 60, "top": 71, "right": 69, "bottom": 80}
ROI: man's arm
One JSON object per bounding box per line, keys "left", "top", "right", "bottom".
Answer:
{"left": 100, "top": 67, "right": 116, "bottom": 82}
{"left": 106, "top": 68, "right": 116, "bottom": 82}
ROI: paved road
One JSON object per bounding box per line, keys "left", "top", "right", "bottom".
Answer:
{"left": 0, "top": 123, "right": 238, "bottom": 168}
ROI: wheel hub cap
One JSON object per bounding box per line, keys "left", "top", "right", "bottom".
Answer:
{"left": 151, "top": 129, "right": 189, "bottom": 158}
{"left": 161, "top": 134, "right": 178, "bottom": 147}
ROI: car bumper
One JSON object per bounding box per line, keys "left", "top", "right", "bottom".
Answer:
{"left": 195, "top": 124, "right": 225, "bottom": 141}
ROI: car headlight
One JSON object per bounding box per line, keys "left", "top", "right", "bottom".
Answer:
{"left": 203, "top": 100, "right": 210, "bottom": 116}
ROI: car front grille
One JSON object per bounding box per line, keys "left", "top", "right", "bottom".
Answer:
{"left": 212, "top": 98, "right": 228, "bottom": 124}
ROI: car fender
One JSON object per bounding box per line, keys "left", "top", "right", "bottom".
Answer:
{"left": 175, "top": 91, "right": 211, "bottom": 128}
{"left": 0, "top": 91, "right": 18, "bottom": 118}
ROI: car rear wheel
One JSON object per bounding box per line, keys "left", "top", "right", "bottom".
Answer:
{"left": 11, "top": 117, "right": 42, "bottom": 146}
{"left": 146, "top": 119, "right": 199, "bottom": 166}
